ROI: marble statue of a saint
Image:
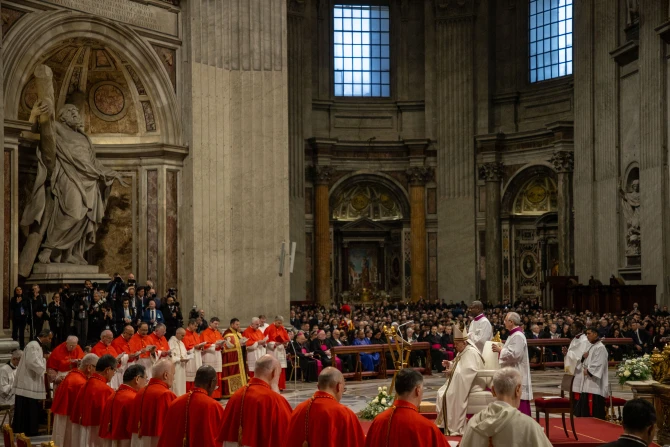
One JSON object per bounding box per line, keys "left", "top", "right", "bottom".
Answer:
{"left": 619, "top": 179, "right": 641, "bottom": 256}
{"left": 19, "top": 65, "right": 125, "bottom": 276}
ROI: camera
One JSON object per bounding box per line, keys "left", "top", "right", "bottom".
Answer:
{"left": 167, "top": 288, "right": 178, "bottom": 298}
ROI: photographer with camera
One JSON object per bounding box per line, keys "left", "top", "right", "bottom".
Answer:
{"left": 47, "top": 292, "right": 67, "bottom": 347}
{"left": 161, "top": 289, "right": 183, "bottom": 339}
{"left": 72, "top": 281, "right": 95, "bottom": 348}
{"left": 106, "top": 273, "right": 126, "bottom": 300}
{"left": 101, "top": 301, "right": 117, "bottom": 335}
{"left": 88, "top": 290, "right": 107, "bottom": 346}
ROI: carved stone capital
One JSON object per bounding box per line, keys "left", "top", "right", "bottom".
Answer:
{"left": 550, "top": 151, "right": 574, "bottom": 173}
{"left": 434, "top": 0, "right": 477, "bottom": 22}
{"left": 406, "top": 167, "right": 435, "bottom": 186}
{"left": 478, "top": 162, "right": 504, "bottom": 182}
{"left": 288, "top": 0, "right": 306, "bottom": 16}
{"left": 313, "top": 166, "right": 335, "bottom": 185}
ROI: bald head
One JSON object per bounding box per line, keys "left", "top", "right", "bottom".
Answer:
{"left": 317, "top": 367, "right": 345, "bottom": 401}
{"left": 100, "top": 330, "right": 113, "bottom": 345}
{"left": 152, "top": 359, "right": 173, "bottom": 378}
{"left": 65, "top": 336, "right": 79, "bottom": 351}
{"left": 254, "top": 354, "right": 280, "bottom": 386}
{"left": 194, "top": 365, "right": 218, "bottom": 395}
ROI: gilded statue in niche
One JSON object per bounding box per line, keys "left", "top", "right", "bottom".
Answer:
{"left": 18, "top": 65, "right": 127, "bottom": 277}
{"left": 619, "top": 175, "right": 641, "bottom": 257}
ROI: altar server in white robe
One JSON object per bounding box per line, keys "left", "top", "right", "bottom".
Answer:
{"left": 467, "top": 301, "right": 492, "bottom": 353}
{"left": 168, "top": 328, "right": 191, "bottom": 396}
{"left": 460, "top": 368, "right": 552, "bottom": 447}
{"left": 492, "top": 312, "right": 533, "bottom": 416}
{"left": 0, "top": 350, "right": 22, "bottom": 406}
{"left": 563, "top": 320, "right": 589, "bottom": 403}
{"left": 575, "top": 326, "right": 609, "bottom": 419}
{"left": 436, "top": 324, "right": 487, "bottom": 435}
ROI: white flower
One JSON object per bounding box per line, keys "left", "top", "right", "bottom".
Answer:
{"left": 381, "top": 398, "right": 387, "bottom": 405}
{"left": 378, "top": 387, "right": 382, "bottom": 392}
{"left": 373, "top": 397, "right": 378, "bottom": 404}
{"left": 383, "top": 386, "right": 388, "bottom": 391}
{"left": 624, "top": 370, "right": 631, "bottom": 377}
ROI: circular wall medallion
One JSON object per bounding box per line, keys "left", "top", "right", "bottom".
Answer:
{"left": 526, "top": 185, "right": 547, "bottom": 204}
{"left": 520, "top": 253, "right": 537, "bottom": 279}
{"left": 379, "top": 193, "right": 395, "bottom": 210}
{"left": 351, "top": 194, "right": 369, "bottom": 211}
{"left": 88, "top": 81, "right": 128, "bottom": 122}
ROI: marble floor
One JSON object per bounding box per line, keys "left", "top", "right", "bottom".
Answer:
{"left": 6, "top": 368, "right": 631, "bottom": 446}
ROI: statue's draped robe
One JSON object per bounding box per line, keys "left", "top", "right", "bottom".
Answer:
{"left": 21, "top": 121, "right": 117, "bottom": 256}
{"left": 435, "top": 343, "right": 487, "bottom": 435}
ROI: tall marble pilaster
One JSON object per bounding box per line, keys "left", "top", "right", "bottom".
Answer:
{"left": 313, "top": 166, "right": 334, "bottom": 305}
{"left": 433, "top": 0, "right": 477, "bottom": 300}
{"left": 479, "top": 162, "right": 503, "bottom": 303}
{"left": 181, "top": 0, "right": 290, "bottom": 323}
{"left": 639, "top": 0, "right": 668, "bottom": 299}
{"left": 551, "top": 151, "right": 575, "bottom": 276}
{"left": 407, "top": 167, "right": 433, "bottom": 301}
{"left": 288, "top": 0, "right": 310, "bottom": 302}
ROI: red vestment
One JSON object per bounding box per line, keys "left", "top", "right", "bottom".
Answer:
{"left": 91, "top": 341, "right": 119, "bottom": 358}
{"left": 98, "top": 384, "right": 138, "bottom": 440}
{"left": 218, "top": 378, "right": 292, "bottom": 447}
{"left": 157, "top": 388, "right": 224, "bottom": 447}
{"left": 128, "top": 333, "right": 152, "bottom": 359}
{"left": 200, "top": 328, "right": 224, "bottom": 399}
{"left": 46, "top": 342, "right": 84, "bottom": 372}
{"left": 51, "top": 369, "right": 87, "bottom": 416}
{"left": 263, "top": 324, "right": 289, "bottom": 390}
{"left": 241, "top": 327, "right": 266, "bottom": 378}
{"left": 182, "top": 329, "right": 201, "bottom": 392}
{"left": 364, "top": 400, "right": 449, "bottom": 447}
{"left": 126, "top": 378, "right": 176, "bottom": 438}
{"left": 70, "top": 373, "right": 114, "bottom": 427}
{"left": 147, "top": 332, "right": 170, "bottom": 358}
{"left": 221, "top": 328, "right": 247, "bottom": 398}
{"left": 111, "top": 335, "right": 136, "bottom": 362}
{"left": 286, "top": 391, "right": 365, "bottom": 447}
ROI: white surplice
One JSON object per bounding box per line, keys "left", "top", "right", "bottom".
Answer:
{"left": 0, "top": 363, "right": 16, "bottom": 406}
{"left": 266, "top": 342, "right": 287, "bottom": 368}
{"left": 498, "top": 330, "right": 533, "bottom": 400}
{"left": 130, "top": 434, "right": 159, "bottom": 447}
{"left": 460, "top": 401, "right": 552, "bottom": 447}
{"left": 184, "top": 346, "right": 202, "bottom": 386}
{"left": 436, "top": 343, "right": 487, "bottom": 435}
{"left": 245, "top": 342, "right": 266, "bottom": 373}
{"left": 201, "top": 344, "right": 222, "bottom": 373}
{"left": 80, "top": 425, "right": 106, "bottom": 447}
{"left": 575, "top": 340, "right": 609, "bottom": 397}
{"left": 468, "top": 315, "right": 493, "bottom": 353}
{"left": 111, "top": 354, "right": 129, "bottom": 390}
{"left": 13, "top": 340, "right": 46, "bottom": 400}
{"left": 137, "top": 358, "right": 154, "bottom": 381}
{"left": 565, "top": 334, "right": 589, "bottom": 392}
{"left": 52, "top": 413, "right": 73, "bottom": 447}
{"left": 168, "top": 336, "right": 192, "bottom": 396}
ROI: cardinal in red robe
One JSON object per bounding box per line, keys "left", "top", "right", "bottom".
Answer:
{"left": 147, "top": 324, "right": 171, "bottom": 360}
{"left": 182, "top": 320, "right": 204, "bottom": 393}
{"left": 91, "top": 330, "right": 119, "bottom": 358}
{"left": 98, "top": 363, "right": 148, "bottom": 447}
{"left": 286, "top": 368, "right": 364, "bottom": 447}
{"left": 365, "top": 369, "right": 449, "bottom": 447}
{"left": 47, "top": 336, "right": 84, "bottom": 384}
{"left": 241, "top": 318, "right": 267, "bottom": 378}
{"left": 157, "top": 366, "right": 224, "bottom": 447}
{"left": 70, "top": 355, "right": 116, "bottom": 447}
{"left": 218, "top": 355, "right": 292, "bottom": 447}
{"left": 200, "top": 318, "right": 225, "bottom": 399}
{"left": 128, "top": 323, "right": 156, "bottom": 380}
{"left": 50, "top": 354, "right": 97, "bottom": 447}
{"left": 126, "top": 359, "right": 177, "bottom": 447}
{"left": 264, "top": 318, "right": 289, "bottom": 390}
{"left": 111, "top": 326, "right": 140, "bottom": 389}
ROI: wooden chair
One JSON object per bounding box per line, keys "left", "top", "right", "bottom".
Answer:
{"left": 533, "top": 374, "right": 578, "bottom": 440}
{"left": 0, "top": 404, "right": 13, "bottom": 426}
{"left": 605, "top": 396, "right": 626, "bottom": 421}
{"left": 2, "top": 423, "right": 15, "bottom": 447}
{"left": 15, "top": 432, "right": 31, "bottom": 447}
{"left": 287, "top": 354, "right": 303, "bottom": 381}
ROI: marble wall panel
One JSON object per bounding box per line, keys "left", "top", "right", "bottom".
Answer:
{"left": 88, "top": 174, "right": 133, "bottom": 278}
{"left": 428, "top": 232, "right": 438, "bottom": 301}
{"left": 166, "top": 170, "right": 178, "bottom": 289}
{"left": 306, "top": 232, "right": 313, "bottom": 301}
{"left": 147, "top": 170, "right": 158, "bottom": 285}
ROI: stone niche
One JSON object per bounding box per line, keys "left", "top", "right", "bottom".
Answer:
{"left": 4, "top": 21, "right": 185, "bottom": 328}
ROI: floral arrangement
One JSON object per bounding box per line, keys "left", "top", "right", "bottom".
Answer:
{"left": 359, "top": 386, "right": 394, "bottom": 420}
{"left": 616, "top": 354, "right": 652, "bottom": 385}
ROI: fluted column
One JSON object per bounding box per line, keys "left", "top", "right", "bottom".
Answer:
{"left": 433, "top": 0, "right": 477, "bottom": 300}
{"left": 313, "top": 166, "right": 334, "bottom": 305}
{"left": 551, "top": 151, "right": 575, "bottom": 276}
{"left": 479, "top": 162, "right": 503, "bottom": 302}
{"left": 407, "top": 167, "right": 433, "bottom": 301}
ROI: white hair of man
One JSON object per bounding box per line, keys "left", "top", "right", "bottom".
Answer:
{"left": 506, "top": 312, "right": 521, "bottom": 326}
{"left": 66, "top": 335, "right": 78, "bottom": 344}
{"left": 11, "top": 350, "right": 23, "bottom": 361}
{"left": 80, "top": 353, "right": 99, "bottom": 368}
{"left": 274, "top": 315, "right": 284, "bottom": 322}
{"left": 251, "top": 317, "right": 260, "bottom": 324}
{"left": 152, "top": 359, "right": 173, "bottom": 378}
{"left": 100, "top": 330, "right": 113, "bottom": 338}
{"left": 492, "top": 367, "right": 522, "bottom": 397}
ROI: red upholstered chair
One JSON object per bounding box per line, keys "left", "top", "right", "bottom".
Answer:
{"left": 15, "top": 432, "right": 31, "bottom": 447}
{"left": 605, "top": 396, "right": 626, "bottom": 420}
{"left": 2, "top": 423, "right": 15, "bottom": 447}
{"left": 533, "top": 374, "right": 578, "bottom": 441}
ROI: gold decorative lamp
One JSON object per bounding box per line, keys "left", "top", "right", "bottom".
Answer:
{"left": 383, "top": 324, "right": 412, "bottom": 395}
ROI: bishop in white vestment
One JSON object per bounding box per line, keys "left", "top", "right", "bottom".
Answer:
{"left": 492, "top": 312, "right": 533, "bottom": 416}
{"left": 467, "top": 301, "right": 492, "bottom": 353}
{"left": 436, "top": 325, "right": 487, "bottom": 435}
{"left": 575, "top": 327, "right": 609, "bottom": 419}
{"left": 168, "top": 328, "right": 192, "bottom": 396}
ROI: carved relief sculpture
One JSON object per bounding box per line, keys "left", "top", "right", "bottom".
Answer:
{"left": 19, "top": 65, "right": 127, "bottom": 277}
{"left": 619, "top": 176, "right": 641, "bottom": 257}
